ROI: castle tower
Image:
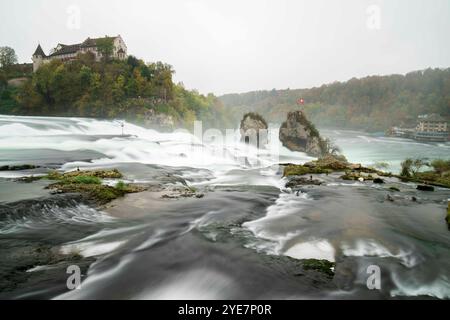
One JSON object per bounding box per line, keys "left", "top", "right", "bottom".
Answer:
{"left": 32, "top": 44, "right": 46, "bottom": 72}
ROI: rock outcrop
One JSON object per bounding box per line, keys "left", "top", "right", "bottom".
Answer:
{"left": 144, "top": 109, "right": 175, "bottom": 132}
{"left": 279, "top": 110, "right": 324, "bottom": 157}
{"left": 240, "top": 113, "right": 268, "bottom": 148}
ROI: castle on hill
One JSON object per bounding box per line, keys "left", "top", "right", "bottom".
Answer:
{"left": 32, "top": 35, "right": 127, "bottom": 71}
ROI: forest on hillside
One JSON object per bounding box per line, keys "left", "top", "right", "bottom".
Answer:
{"left": 0, "top": 50, "right": 232, "bottom": 130}
{"left": 220, "top": 68, "right": 450, "bottom": 132}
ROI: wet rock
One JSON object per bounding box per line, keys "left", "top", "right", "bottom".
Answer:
{"left": 286, "top": 176, "right": 322, "bottom": 188}
{"left": 240, "top": 113, "right": 268, "bottom": 148}
{"left": 446, "top": 201, "right": 450, "bottom": 229}
{"left": 0, "top": 164, "right": 39, "bottom": 171}
{"left": 304, "top": 154, "right": 349, "bottom": 170}
{"left": 389, "top": 186, "right": 400, "bottom": 192}
{"left": 301, "top": 259, "right": 335, "bottom": 278}
{"left": 279, "top": 110, "right": 324, "bottom": 157}
{"left": 373, "top": 178, "right": 384, "bottom": 184}
{"left": 14, "top": 176, "right": 42, "bottom": 183}
{"left": 161, "top": 186, "right": 204, "bottom": 199}
{"left": 386, "top": 194, "right": 394, "bottom": 201}
{"left": 416, "top": 185, "right": 434, "bottom": 191}
{"left": 349, "top": 163, "right": 362, "bottom": 170}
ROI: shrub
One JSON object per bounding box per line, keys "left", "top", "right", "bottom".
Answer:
{"left": 431, "top": 159, "right": 450, "bottom": 174}
{"left": 400, "top": 158, "right": 413, "bottom": 177}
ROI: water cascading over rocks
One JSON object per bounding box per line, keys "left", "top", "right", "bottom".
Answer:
{"left": 279, "top": 110, "right": 325, "bottom": 157}
{"left": 240, "top": 113, "right": 269, "bottom": 148}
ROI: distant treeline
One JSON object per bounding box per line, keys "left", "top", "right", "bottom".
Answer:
{"left": 0, "top": 52, "right": 232, "bottom": 129}
{"left": 220, "top": 68, "right": 450, "bottom": 131}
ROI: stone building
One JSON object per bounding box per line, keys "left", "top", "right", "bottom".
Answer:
{"left": 32, "top": 35, "right": 127, "bottom": 72}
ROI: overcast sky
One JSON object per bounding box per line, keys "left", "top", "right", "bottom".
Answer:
{"left": 1, "top": 0, "right": 450, "bottom": 95}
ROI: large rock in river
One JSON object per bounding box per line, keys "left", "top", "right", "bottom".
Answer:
{"left": 240, "top": 113, "right": 268, "bottom": 148}
{"left": 279, "top": 110, "right": 324, "bottom": 157}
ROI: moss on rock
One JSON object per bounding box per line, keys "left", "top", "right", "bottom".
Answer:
{"left": 301, "top": 259, "right": 335, "bottom": 278}
{"left": 47, "top": 182, "right": 146, "bottom": 205}
{"left": 283, "top": 164, "right": 331, "bottom": 177}
{"left": 45, "top": 169, "right": 144, "bottom": 205}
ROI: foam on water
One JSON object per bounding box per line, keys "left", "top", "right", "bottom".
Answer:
{"left": 341, "top": 240, "right": 420, "bottom": 268}
{"left": 0, "top": 115, "right": 311, "bottom": 178}
{"left": 0, "top": 203, "right": 114, "bottom": 235}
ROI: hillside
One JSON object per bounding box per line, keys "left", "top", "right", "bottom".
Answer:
{"left": 0, "top": 53, "right": 232, "bottom": 130}
{"left": 220, "top": 68, "right": 450, "bottom": 132}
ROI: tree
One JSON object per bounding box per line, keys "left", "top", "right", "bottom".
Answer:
{"left": 96, "top": 38, "right": 114, "bottom": 61}
{"left": 430, "top": 159, "right": 450, "bottom": 174}
{"left": 400, "top": 158, "right": 413, "bottom": 177}
{"left": 0, "top": 46, "right": 18, "bottom": 68}
{"left": 411, "top": 158, "right": 429, "bottom": 175}
{"left": 0, "top": 71, "right": 7, "bottom": 91}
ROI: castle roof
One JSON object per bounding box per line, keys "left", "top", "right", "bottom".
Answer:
{"left": 81, "top": 36, "right": 118, "bottom": 47}
{"left": 33, "top": 44, "right": 46, "bottom": 57}
{"left": 49, "top": 43, "right": 81, "bottom": 57}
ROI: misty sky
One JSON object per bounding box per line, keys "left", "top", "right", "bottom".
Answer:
{"left": 1, "top": 0, "right": 450, "bottom": 95}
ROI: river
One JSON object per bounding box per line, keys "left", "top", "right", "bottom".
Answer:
{"left": 0, "top": 115, "right": 449, "bottom": 299}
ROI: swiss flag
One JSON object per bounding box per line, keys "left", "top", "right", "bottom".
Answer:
{"left": 297, "top": 98, "right": 305, "bottom": 105}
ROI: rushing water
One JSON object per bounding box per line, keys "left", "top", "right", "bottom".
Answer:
{"left": 0, "top": 115, "right": 449, "bottom": 299}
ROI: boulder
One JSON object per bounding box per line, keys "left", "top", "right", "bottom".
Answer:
{"left": 240, "top": 113, "right": 268, "bottom": 148}
{"left": 279, "top": 111, "right": 324, "bottom": 157}
{"left": 373, "top": 178, "right": 384, "bottom": 184}
{"left": 304, "top": 154, "right": 349, "bottom": 170}
{"left": 416, "top": 185, "right": 434, "bottom": 191}
{"left": 285, "top": 176, "right": 322, "bottom": 188}
{"left": 446, "top": 201, "right": 450, "bottom": 229}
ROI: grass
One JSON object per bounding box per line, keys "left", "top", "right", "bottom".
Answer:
{"left": 71, "top": 175, "right": 102, "bottom": 184}
{"left": 115, "top": 180, "right": 126, "bottom": 191}
{"left": 399, "top": 171, "right": 450, "bottom": 188}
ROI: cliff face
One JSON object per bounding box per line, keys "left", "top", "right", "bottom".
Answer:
{"left": 279, "top": 110, "right": 323, "bottom": 157}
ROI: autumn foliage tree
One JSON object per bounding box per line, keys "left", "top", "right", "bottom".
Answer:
{"left": 9, "top": 52, "right": 231, "bottom": 129}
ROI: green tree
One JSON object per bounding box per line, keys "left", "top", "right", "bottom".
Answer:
{"left": 400, "top": 158, "right": 413, "bottom": 177}
{"left": 0, "top": 46, "right": 17, "bottom": 68}
{"left": 0, "top": 70, "right": 7, "bottom": 91}
{"left": 96, "top": 38, "right": 114, "bottom": 61}
{"left": 430, "top": 159, "right": 450, "bottom": 174}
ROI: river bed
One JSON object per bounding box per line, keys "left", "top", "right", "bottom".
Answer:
{"left": 0, "top": 115, "right": 449, "bottom": 299}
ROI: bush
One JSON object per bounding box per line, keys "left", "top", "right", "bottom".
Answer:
{"left": 400, "top": 158, "right": 413, "bottom": 177}
{"left": 115, "top": 180, "right": 126, "bottom": 190}
{"left": 431, "top": 159, "right": 450, "bottom": 174}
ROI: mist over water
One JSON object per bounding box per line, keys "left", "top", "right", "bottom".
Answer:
{"left": 0, "top": 115, "right": 449, "bottom": 299}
